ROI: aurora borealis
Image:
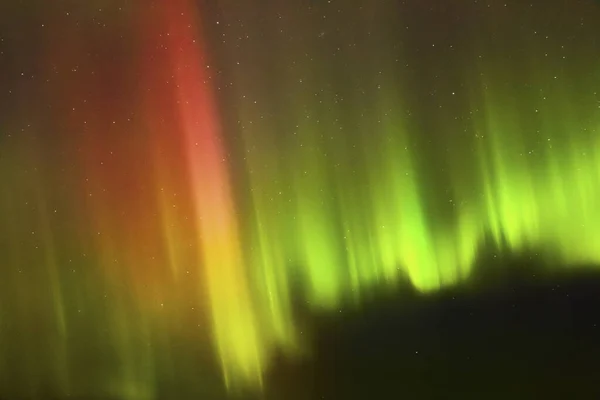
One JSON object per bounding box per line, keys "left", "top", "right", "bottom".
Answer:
{"left": 2, "top": 0, "right": 600, "bottom": 398}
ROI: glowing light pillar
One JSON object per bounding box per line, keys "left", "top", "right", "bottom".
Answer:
{"left": 163, "top": 0, "right": 263, "bottom": 389}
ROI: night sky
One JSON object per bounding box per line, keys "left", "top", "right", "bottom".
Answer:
{"left": 1, "top": 0, "right": 600, "bottom": 399}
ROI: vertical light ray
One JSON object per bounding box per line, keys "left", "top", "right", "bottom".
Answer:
{"left": 163, "top": 0, "right": 263, "bottom": 388}
{"left": 32, "top": 184, "right": 70, "bottom": 393}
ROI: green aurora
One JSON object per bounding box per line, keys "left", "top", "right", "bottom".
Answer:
{"left": 218, "top": 1, "right": 600, "bottom": 388}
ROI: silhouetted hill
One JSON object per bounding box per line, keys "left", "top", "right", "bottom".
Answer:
{"left": 264, "top": 254, "right": 600, "bottom": 399}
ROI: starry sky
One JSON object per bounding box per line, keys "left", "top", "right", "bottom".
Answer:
{"left": 1, "top": 0, "right": 600, "bottom": 399}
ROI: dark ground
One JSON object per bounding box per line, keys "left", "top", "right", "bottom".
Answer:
{"left": 261, "top": 254, "right": 600, "bottom": 399}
